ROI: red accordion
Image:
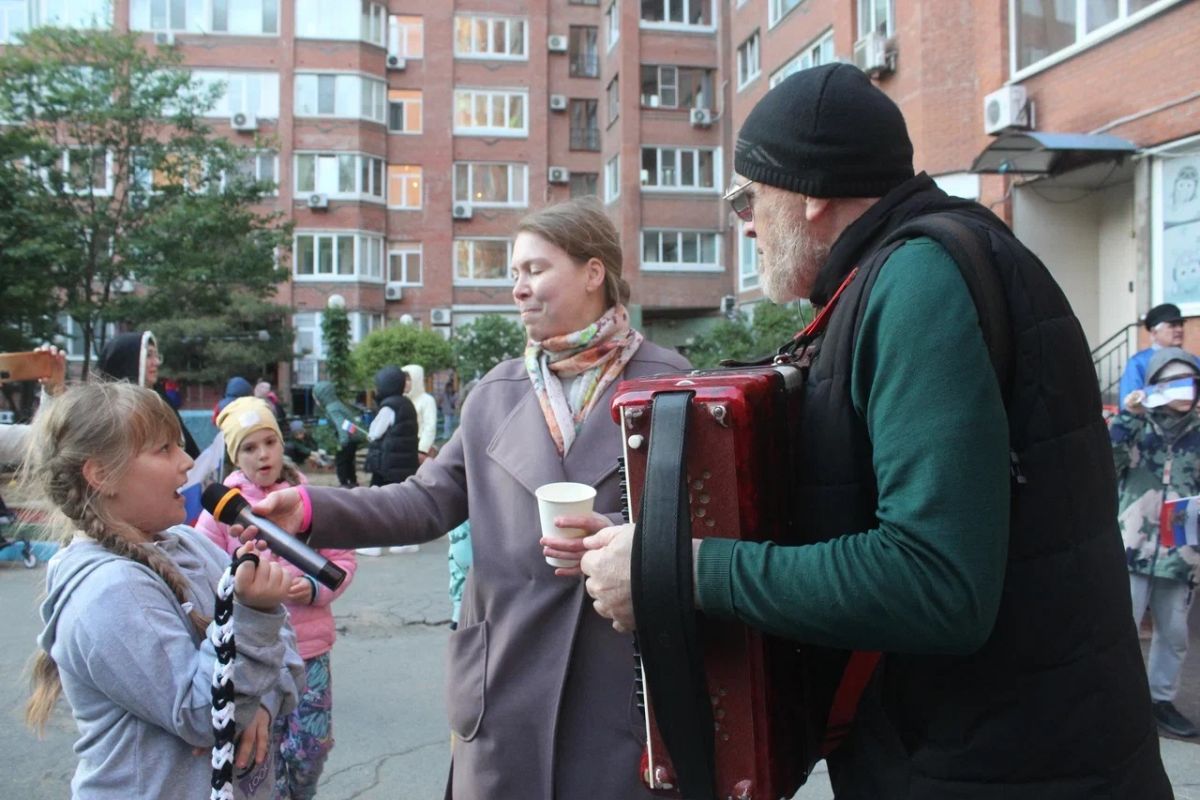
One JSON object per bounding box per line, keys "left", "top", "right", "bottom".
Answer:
{"left": 613, "top": 362, "right": 868, "bottom": 800}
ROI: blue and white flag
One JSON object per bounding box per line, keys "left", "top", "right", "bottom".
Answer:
{"left": 182, "top": 432, "right": 225, "bottom": 524}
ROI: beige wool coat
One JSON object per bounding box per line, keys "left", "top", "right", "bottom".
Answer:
{"left": 306, "top": 341, "right": 690, "bottom": 799}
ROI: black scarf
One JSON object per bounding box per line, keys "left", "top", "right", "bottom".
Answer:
{"left": 810, "top": 172, "right": 1004, "bottom": 307}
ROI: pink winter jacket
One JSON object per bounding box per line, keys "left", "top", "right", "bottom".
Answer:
{"left": 196, "top": 471, "right": 357, "bottom": 660}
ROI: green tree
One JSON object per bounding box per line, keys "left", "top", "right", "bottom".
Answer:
{"left": 150, "top": 294, "right": 294, "bottom": 385}
{"left": 453, "top": 314, "right": 526, "bottom": 379}
{"left": 321, "top": 305, "right": 354, "bottom": 397}
{"left": 354, "top": 324, "right": 454, "bottom": 388}
{"left": 684, "top": 301, "right": 814, "bottom": 369}
{"left": 0, "top": 27, "right": 288, "bottom": 375}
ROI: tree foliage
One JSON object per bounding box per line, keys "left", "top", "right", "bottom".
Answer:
{"left": 684, "top": 302, "right": 815, "bottom": 369}
{"left": 354, "top": 325, "right": 454, "bottom": 389}
{"left": 321, "top": 305, "right": 354, "bottom": 398}
{"left": 452, "top": 314, "right": 527, "bottom": 379}
{"left": 150, "top": 294, "right": 293, "bottom": 385}
{"left": 0, "top": 26, "right": 289, "bottom": 376}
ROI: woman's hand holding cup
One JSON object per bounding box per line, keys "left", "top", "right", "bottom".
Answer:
{"left": 540, "top": 511, "right": 612, "bottom": 577}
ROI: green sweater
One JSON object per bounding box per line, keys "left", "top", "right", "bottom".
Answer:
{"left": 695, "top": 239, "right": 1010, "bottom": 655}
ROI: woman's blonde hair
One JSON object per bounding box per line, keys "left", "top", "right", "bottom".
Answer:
{"left": 21, "top": 381, "right": 208, "bottom": 734}
{"left": 516, "top": 198, "right": 631, "bottom": 307}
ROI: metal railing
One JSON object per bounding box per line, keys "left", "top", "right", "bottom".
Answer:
{"left": 1091, "top": 322, "right": 1139, "bottom": 409}
{"left": 569, "top": 128, "right": 601, "bottom": 151}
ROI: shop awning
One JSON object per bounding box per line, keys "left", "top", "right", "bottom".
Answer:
{"left": 970, "top": 131, "right": 1137, "bottom": 176}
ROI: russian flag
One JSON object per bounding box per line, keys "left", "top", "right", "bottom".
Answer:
{"left": 1159, "top": 495, "right": 1200, "bottom": 549}
{"left": 182, "top": 433, "right": 226, "bottom": 525}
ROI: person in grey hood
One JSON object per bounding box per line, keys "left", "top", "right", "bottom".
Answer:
{"left": 23, "top": 382, "right": 304, "bottom": 799}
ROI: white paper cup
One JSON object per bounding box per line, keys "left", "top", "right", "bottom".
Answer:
{"left": 536, "top": 482, "right": 597, "bottom": 567}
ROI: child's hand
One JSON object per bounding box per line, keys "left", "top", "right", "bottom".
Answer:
{"left": 233, "top": 541, "right": 291, "bottom": 610}
{"left": 1125, "top": 390, "right": 1147, "bottom": 415}
{"left": 235, "top": 706, "right": 272, "bottom": 771}
{"left": 286, "top": 576, "right": 316, "bottom": 605}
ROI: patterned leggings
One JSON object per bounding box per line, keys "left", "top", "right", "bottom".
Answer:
{"left": 274, "top": 653, "right": 334, "bottom": 800}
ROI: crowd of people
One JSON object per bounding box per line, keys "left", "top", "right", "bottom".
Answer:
{"left": 0, "top": 62, "right": 1194, "bottom": 800}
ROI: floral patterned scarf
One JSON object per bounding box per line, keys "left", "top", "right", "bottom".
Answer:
{"left": 524, "top": 304, "right": 644, "bottom": 455}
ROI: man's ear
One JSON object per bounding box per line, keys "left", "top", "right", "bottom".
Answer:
{"left": 804, "top": 196, "right": 831, "bottom": 223}
{"left": 82, "top": 458, "right": 107, "bottom": 494}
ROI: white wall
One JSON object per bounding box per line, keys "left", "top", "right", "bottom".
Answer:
{"left": 1096, "top": 184, "right": 1138, "bottom": 345}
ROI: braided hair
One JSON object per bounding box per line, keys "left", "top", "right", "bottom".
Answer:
{"left": 22, "top": 381, "right": 208, "bottom": 734}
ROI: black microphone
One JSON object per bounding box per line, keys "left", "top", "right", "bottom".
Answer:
{"left": 201, "top": 484, "right": 346, "bottom": 590}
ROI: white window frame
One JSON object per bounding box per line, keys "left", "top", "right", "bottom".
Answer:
{"left": 191, "top": 70, "right": 281, "bottom": 119}
{"left": 351, "top": 311, "right": 385, "bottom": 343}
{"left": 57, "top": 313, "right": 116, "bottom": 361}
{"left": 224, "top": 149, "right": 278, "bottom": 194}
{"left": 640, "top": 146, "right": 721, "bottom": 193}
{"left": 132, "top": 0, "right": 280, "bottom": 36}
{"left": 0, "top": 0, "right": 28, "bottom": 44}
{"left": 738, "top": 225, "right": 759, "bottom": 291}
{"left": 295, "top": 0, "right": 385, "bottom": 45}
{"left": 453, "top": 237, "right": 514, "bottom": 286}
{"left": 387, "top": 165, "right": 423, "bottom": 210}
{"left": 453, "top": 162, "right": 529, "bottom": 208}
{"left": 391, "top": 14, "right": 423, "bottom": 58}
{"left": 639, "top": 0, "right": 715, "bottom": 32}
{"left": 604, "top": 154, "right": 620, "bottom": 203}
{"left": 387, "top": 90, "right": 422, "bottom": 134}
{"left": 1009, "top": 0, "right": 1185, "bottom": 79}
{"left": 453, "top": 14, "right": 528, "bottom": 60}
{"left": 293, "top": 230, "right": 386, "bottom": 282}
{"left": 388, "top": 243, "right": 423, "bottom": 286}
{"left": 855, "top": 0, "right": 893, "bottom": 39}
{"left": 294, "top": 72, "right": 387, "bottom": 124}
{"left": 768, "top": 0, "right": 805, "bottom": 28}
{"left": 37, "top": 0, "right": 112, "bottom": 28}
{"left": 453, "top": 88, "right": 528, "bottom": 137}
{"left": 605, "top": 0, "right": 619, "bottom": 50}
{"left": 61, "top": 148, "right": 113, "bottom": 196}
{"left": 641, "top": 229, "right": 722, "bottom": 272}
{"left": 294, "top": 152, "right": 385, "bottom": 203}
{"left": 769, "top": 29, "right": 835, "bottom": 88}
{"left": 736, "top": 31, "right": 760, "bottom": 90}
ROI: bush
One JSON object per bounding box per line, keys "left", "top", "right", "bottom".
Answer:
{"left": 685, "top": 302, "right": 814, "bottom": 369}
{"left": 453, "top": 314, "right": 527, "bottom": 379}
{"left": 354, "top": 324, "right": 454, "bottom": 388}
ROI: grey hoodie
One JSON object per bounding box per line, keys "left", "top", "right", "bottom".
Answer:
{"left": 38, "top": 525, "right": 303, "bottom": 799}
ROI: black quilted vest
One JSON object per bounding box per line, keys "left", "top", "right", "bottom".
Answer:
{"left": 368, "top": 394, "right": 419, "bottom": 485}
{"left": 800, "top": 177, "right": 1170, "bottom": 798}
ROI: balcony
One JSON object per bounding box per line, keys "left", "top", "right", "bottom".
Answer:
{"left": 570, "top": 128, "right": 601, "bottom": 151}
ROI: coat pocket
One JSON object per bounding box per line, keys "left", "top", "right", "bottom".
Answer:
{"left": 445, "top": 619, "right": 488, "bottom": 741}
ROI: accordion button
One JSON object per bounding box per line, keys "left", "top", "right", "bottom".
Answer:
{"left": 627, "top": 434, "right": 645, "bottom": 449}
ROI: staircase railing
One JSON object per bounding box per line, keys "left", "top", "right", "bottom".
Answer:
{"left": 1092, "top": 322, "right": 1140, "bottom": 409}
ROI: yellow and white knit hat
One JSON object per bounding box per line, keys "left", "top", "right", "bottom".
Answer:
{"left": 216, "top": 396, "right": 281, "bottom": 461}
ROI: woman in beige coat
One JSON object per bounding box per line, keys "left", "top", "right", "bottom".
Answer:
{"left": 250, "top": 199, "right": 689, "bottom": 798}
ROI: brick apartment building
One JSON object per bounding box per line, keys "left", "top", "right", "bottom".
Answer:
{"left": 1, "top": 0, "right": 1198, "bottom": 400}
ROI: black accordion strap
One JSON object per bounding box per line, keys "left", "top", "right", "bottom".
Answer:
{"left": 630, "top": 390, "right": 716, "bottom": 800}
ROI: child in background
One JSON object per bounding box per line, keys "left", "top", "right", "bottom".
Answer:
{"left": 197, "top": 396, "right": 359, "bottom": 799}
{"left": 312, "top": 380, "right": 367, "bottom": 488}
{"left": 24, "top": 382, "right": 302, "bottom": 799}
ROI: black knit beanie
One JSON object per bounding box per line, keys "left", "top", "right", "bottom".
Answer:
{"left": 734, "top": 63, "right": 914, "bottom": 198}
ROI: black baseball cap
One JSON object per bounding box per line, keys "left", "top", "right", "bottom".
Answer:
{"left": 1145, "top": 303, "right": 1185, "bottom": 330}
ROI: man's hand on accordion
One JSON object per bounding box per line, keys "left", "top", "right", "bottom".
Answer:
{"left": 580, "top": 523, "right": 637, "bottom": 632}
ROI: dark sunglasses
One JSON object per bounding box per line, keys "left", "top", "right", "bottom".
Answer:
{"left": 724, "top": 180, "right": 756, "bottom": 222}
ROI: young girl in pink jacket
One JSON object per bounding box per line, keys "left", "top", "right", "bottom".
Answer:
{"left": 198, "top": 397, "right": 358, "bottom": 800}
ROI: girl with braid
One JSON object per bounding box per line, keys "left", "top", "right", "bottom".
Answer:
{"left": 22, "top": 382, "right": 304, "bottom": 799}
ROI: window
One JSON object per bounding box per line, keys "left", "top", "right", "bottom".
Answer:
{"left": 387, "top": 165, "right": 423, "bottom": 209}
{"left": 453, "top": 162, "right": 527, "bottom": 207}
{"left": 454, "top": 15, "right": 527, "bottom": 59}
{"left": 640, "top": 65, "right": 713, "bottom": 108}
{"left": 605, "top": 154, "right": 620, "bottom": 202}
{"left": 38, "top": 0, "right": 111, "bottom": 27}
{"left": 296, "top": 0, "right": 385, "bottom": 45}
{"left": 295, "top": 153, "right": 384, "bottom": 201}
{"left": 737, "top": 31, "right": 760, "bottom": 89}
{"left": 568, "top": 26, "right": 599, "bottom": 78}
{"left": 453, "top": 88, "right": 528, "bottom": 136}
{"left": 388, "top": 243, "right": 422, "bottom": 285}
{"left": 57, "top": 314, "right": 115, "bottom": 361}
{"left": 605, "top": 0, "right": 619, "bottom": 49}
{"left": 769, "top": 29, "right": 835, "bottom": 87}
{"left": 641, "top": 230, "right": 720, "bottom": 271}
{"left": 227, "top": 150, "right": 278, "bottom": 193}
{"left": 569, "top": 172, "right": 598, "bottom": 198}
{"left": 640, "top": 147, "right": 718, "bottom": 191}
{"left": 856, "top": 0, "right": 892, "bottom": 39}
{"left": 130, "top": 0, "right": 279, "bottom": 34}
{"left": 192, "top": 70, "right": 281, "bottom": 118}
{"left": 391, "top": 15, "right": 423, "bottom": 58}
{"left": 1013, "top": 0, "right": 1172, "bottom": 73}
{"left": 293, "top": 231, "right": 385, "bottom": 280}
{"left": 0, "top": 0, "right": 28, "bottom": 43}
{"left": 569, "top": 99, "right": 600, "bottom": 151}
{"left": 606, "top": 75, "right": 619, "bottom": 124}
{"left": 769, "top": 0, "right": 804, "bottom": 26}
{"left": 570, "top": 0, "right": 599, "bottom": 5}
{"left": 62, "top": 148, "right": 112, "bottom": 195}
{"left": 640, "top": 0, "right": 713, "bottom": 28}
{"left": 352, "top": 312, "right": 385, "bottom": 342}
{"left": 210, "top": 0, "right": 278, "bottom": 35}
{"left": 388, "top": 89, "right": 422, "bottom": 134}
{"left": 454, "top": 238, "right": 513, "bottom": 284}
{"left": 293, "top": 312, "right": 322, "bottom": 384}
{"left": 738, "top": 226, "right": 758, "bottom": 290}
{"left": 295, "top": 73, "right": 386, "bottom": 123}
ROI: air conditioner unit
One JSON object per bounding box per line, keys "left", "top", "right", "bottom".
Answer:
{"left": 720, "top": 295, "right": 736, "bottom": 315}
{"left": 307, "top": 193, "right": 329, "bottom": 210}
{"left": 452, "top": 203, "right": 473, "bottom": 220}
{"left": 386, "top": 53, "right": 407, "bottom": 70}
{"left": 853, "top": 31, "right": 895, "bottom": 77}
{"left": 385, "top": 283, "right": 404, "bottom": 301}
{"left": 230, "top": 111, "right": 258, "bottom": 132}
{"left": 430, "top": 308, "right": 452, "bottom": 326}
{"left": 646, "top": 95, "right": 661, "bottom": 108}
{"left": 690, "top": 108, "right": 713, "bottom": 128}
{"left": 549, "top": 94, "right": 568, "bottom": 111}
{"left": 983, "top": 85, "right": 1032, "bottom": 135}
{"left": 547, "top": 34, "right": 568, "bottom": 53}
{"left": 153, "top": 30, "right": 175, "bottom": 46}
{"left": 118, "top": 278, "right": 136, "bottom": 294}
{"left": 548, "top": 166, "right": 570, "bottom": 184}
